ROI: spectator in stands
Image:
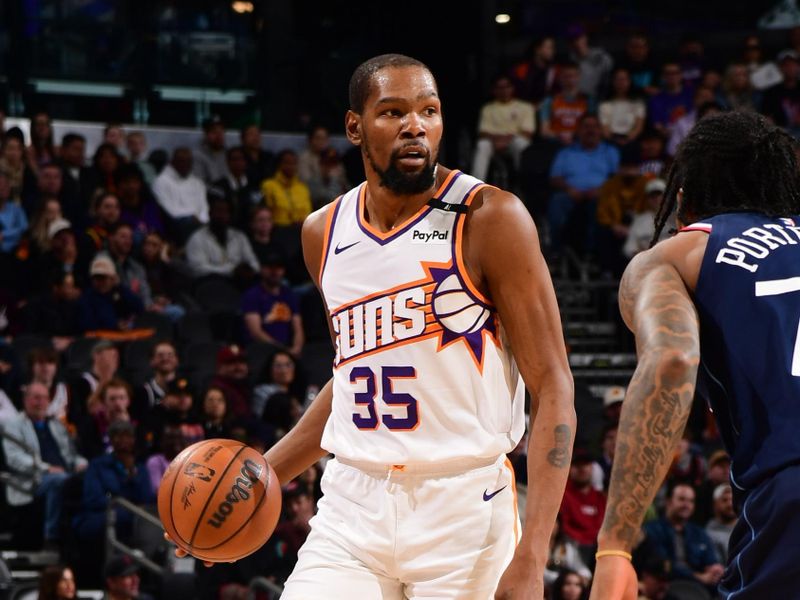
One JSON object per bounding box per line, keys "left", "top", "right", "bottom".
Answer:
{"left": 37, "top": 564, "right": 77, "bottom": 600}
{"left": 2, "top": 382, "right": 87, "bottom": 550}
{"left": 762, "top": 49, "right": 800, "bottom": 138}
{"left": 26, "top": 196, "right": 63, "bottom": 258}
{"left": 152, "top": 147, "right": 208, "bottom": 243}
{"left": 77, "top": 253, "right": 144, "bottom": 333}
{"left": 545, "top": 518, "right": 592, "bottom": 588}
{"left": 559, "top": 447, "right": 605, "bottom": 570}
{"left": 509, "top": 35, "right": 558, "bottom": 107}
{"left": 596, "top": 157, "right": 647, "bottom": 277}
{"left": 145, "top": 423, "right": 186, "bottom": 495}
{"left": 547, "top": 112, "right": 620, "bottom": 256}
{"left": 23, "top": 269, "right": 82, "bottom": 346}
{"left": 693, "top": 449, "right": 731, "bottom": 527}
{"left": 78, "top": 191, "right": 120, "bottom": 258}
{"left": 0, "top": 170, "right": 29, "bottom": 255}
{"left": 470, "top": 74, "right": 535, "bottom": 183}
{"left": 623, "top": 178, "right": 671, "bottom": 259}
{"left": 22, "top": 161, "right": 64, "bottom": 220}
{"left": 667, "top": 433, "right": 706, "bottom": 490}
{"left": 566, "top": 24, "right": 614, "bottom": 98}
{"left": 629, "top": 128, "right": 669, "bottom": 178}
{"left": 103, "top": 554, "right": 155, "bottom": 600}
{"left": 743, "top": 35, "right": 782, "bottom": 91}
{"left": 241, "top": 249, "right": 304, "bottom": 355}
{"left": 705, "top": 483, "right": 737, "bottom": 564}
{"left": 598, "top": 67, "right": 645, "bottom": 147}
{"left": 615, "top": 31, "right": 660, "bottom": 96}
{"left": 58, "top": 133, "right": 92, "bottom": 228}
{"left": 77, "top": 377, "right": 133, "bottom": 459}
{"left": 643, "top": 482, "right": 724, "bottom": 592}
{"left": 719, "top": 61, "right": 762, "bottom": 113}
{"left": 261, "top": 149, "right": 312, "bottom": 228}
{"left": 637, "top": 557, "right": 674, "bottom": 600}
{"left": 212, "top": 145, "right": 262, "bottom": 228}
{"left": 67, "top": 339, "right": 119, "bottom": 425}
{"left": 1, "top": 135, "right": 36, "bottom": 203}
{"left": 201, "top": 385, "right": 233, "bottom": 439}
{"left": 540, "top": 63, "right": 594, "bottom": 145}
{"left": 126, "top": 131, "right": 157, "bottom": 185}
{"left": 26, "top": 112, "right": 58, "bottom": 176}
{"left": 85, "top": 143, "right": 124, "bottom": 200}
{"left": 306, "top": 146, "right": 349, "bottom": 210}
{"left": 677, "top": 33, "right": 708, "bottom": 88}
{"left": 139, "top": 231, "right": 190, "bottom": 312}
{"left": 297, "top": 124, "right": 333, "bottom": 184}
{"left": 209, "top": 344, "right": 252, "bottom": 420}
{"left": 102, "top": 123, "right": 127, "bottom": 159}
{"left": 73, "top": 420, "right": 154, "bottom": 544}
{"left": 28, "top": 347, "right": 70, "bottom": 423}
{"left": 594, "top": 423, "right": 616, "bottom": 493}
{"left": 549, "top": 568, "right": 588, "bottom": 600}
{"left": 266, "top": 481, "right": 316, "bottom": 584}
{"left": 185, "top": 192, "right": 259, "bottom": 285}
{"left": 35, "top": 219, "right": 88, "bottom": 297}
{"left": 240, "top": 123, "right": 274, "bottom": 186}
{"left": 647, "top": 61, "right": 695, "bottom": 136}
{"left": 194, "top": 114, "right": 229, "bottom": 184}
{"left": 247, "top": 205, "right": 281, "bottom": 266}
{"left": 252, "top": 350, "right": 305, "bottom": 427}
{"left": 141, "top": 378, "right": 203, "bottom": 456}
{"left": 116, "top": 163, "right": 166, "bottom": 246}
{"left": 133, "top": 340, "right": 179, "bottom": 421}
{"left": 666, "top": 89, "right": 721, "bottom": 156}
{"left": 601, "top": 384, "right": 625, "bottom": 426}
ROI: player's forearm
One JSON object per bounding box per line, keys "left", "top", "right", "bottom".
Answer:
{"left": 263, "top": 378, "right": 332, "bottom": 484}
{"left": 596, "top": 351, "right": 698, "bottom": 552}
{"left": 517, "top": 378, "right": 576, "bottom": 565}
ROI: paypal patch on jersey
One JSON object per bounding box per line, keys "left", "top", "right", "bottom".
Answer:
{"left": 691, "top": 212, "right": 800, "bottom": 491}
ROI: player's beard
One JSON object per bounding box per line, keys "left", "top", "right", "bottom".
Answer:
{"left": 363, "top": 137, "right": 438, "bottom": 195}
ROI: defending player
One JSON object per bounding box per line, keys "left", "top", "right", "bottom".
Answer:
{"left": 173, "top": 53, "right": 575, "bottom": 599}
{"left": 589, "top": 110, "right": 800, "bottom": 599}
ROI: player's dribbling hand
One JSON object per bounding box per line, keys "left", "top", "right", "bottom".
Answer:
{"left": 588, "top": 556, "right": 638, "bottom": 600}
{"left": 494, "top": 555, "right": 543, "bottom": 600}
{"left": 162, "top": 532, "right": 215, "bottom": 567}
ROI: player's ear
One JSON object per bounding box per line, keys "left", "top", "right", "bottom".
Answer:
{"left": 345, "top": 110, "right": 362, "bottom": 146}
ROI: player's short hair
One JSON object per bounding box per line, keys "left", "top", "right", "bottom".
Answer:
{"left": 348, "top": 54, "right": 433, "bottom": 114}
{"left": 653, "top": 110, "right": 800, "bottom": 244}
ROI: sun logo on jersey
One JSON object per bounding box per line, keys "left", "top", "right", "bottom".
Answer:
{"left": 330, "top": 261, "right": 499, "bottom": 371}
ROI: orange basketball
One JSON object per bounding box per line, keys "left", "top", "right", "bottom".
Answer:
{"left": 157, "top": 438, "right": 282, "bottom": 563}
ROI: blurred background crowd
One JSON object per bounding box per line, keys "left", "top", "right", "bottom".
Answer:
{"left": 0, "top": 1, "right": 796, "bottom": 599}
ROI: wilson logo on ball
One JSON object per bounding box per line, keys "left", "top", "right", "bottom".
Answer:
{"left": 207, "top": 459, "right": 264, "bottom": 529}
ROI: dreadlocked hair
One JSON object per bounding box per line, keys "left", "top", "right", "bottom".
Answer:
{"left": 651, "top": 110, "right": 800, "bottom": 246}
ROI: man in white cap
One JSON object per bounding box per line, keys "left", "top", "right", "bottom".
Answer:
{"left": 623, "top": 178, "right": 672, "bottom": 258}
{"left": 77, "top": 254, "right": 144, "bottom": 332}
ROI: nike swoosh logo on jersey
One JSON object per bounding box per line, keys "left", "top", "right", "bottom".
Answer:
{"left": 483, "top": 486, "right": 507, "bottom": 501}
{"left": 334, "top": 241, "right": 360, "bottom": 254}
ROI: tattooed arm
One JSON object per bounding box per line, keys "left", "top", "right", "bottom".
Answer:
{"left": 589, "top": 246, "right": 701, "bottom": 600}
{"left": 466, "top": 188, "right": 575, "bottom": 599}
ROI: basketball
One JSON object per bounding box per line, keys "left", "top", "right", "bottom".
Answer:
{"left": 432, "top": 273, "right": 491, "bottom": 334}
{"left": 157, "top": 438, "right": 282, "bottom": 563}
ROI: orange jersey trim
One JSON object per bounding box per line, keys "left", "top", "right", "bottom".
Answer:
{"left": 454, "top": 184, "right": 494, "bottom": 306}
{"left": 318, "top": 196, "right": 343, "bottom": 283}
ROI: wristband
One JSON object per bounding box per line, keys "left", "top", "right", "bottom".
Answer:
{"left": 595, "top": 550, "right": 633, "bottom": 561}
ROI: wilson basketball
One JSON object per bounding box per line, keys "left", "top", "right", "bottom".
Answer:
{"left": 157, "top": 438, "right": 282, "bottom": 563}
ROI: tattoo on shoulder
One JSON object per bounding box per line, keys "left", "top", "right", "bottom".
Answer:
{"left": 546, "top": 424, "right": 572, "bottom": 468}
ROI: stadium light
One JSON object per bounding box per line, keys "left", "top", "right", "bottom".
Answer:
{"left": 232, "top": 1, "right": 254, "bottom": 13}
{"left": 495, "top": 13, "right": 511, "bottom": 24}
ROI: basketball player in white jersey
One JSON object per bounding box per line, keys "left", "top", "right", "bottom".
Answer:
{"left": 174, "top": 54, "right": 575, "bottom": 599}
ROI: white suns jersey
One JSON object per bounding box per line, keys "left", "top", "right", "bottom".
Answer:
{"left": 318, "top": 170, "right": 525, "bottom": 465}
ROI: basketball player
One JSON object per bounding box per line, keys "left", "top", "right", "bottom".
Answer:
{"left": 174, "top": 53, "right": 575, "bottom": 598}
{"left": 589, "top": 110, "right": 800, "bottom": 599}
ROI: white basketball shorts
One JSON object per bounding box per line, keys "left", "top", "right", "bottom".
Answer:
{"left": 280, "top": 455, "right": 519, "bottom": 599}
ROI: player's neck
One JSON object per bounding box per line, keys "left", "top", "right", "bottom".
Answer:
{"left": 363, "top": 165, "right": 449, "bottom": 233}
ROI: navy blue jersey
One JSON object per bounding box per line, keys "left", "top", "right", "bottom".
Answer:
{"left": 690, "top": 212, "right": 800, "bottom": 491}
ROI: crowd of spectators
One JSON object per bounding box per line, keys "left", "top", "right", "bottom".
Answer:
{"left": 0, "top": 23, "right": 791, "bottom": 600}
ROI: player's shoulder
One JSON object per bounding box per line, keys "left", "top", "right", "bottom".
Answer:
{"left": 467, "top": 183, "right": 529, "bottom": 229}
{"left": 624, "top": 230, "right": 709, "bottom": 292}
{"left": 302, "top": 199, "right": 339, "bottom": 242}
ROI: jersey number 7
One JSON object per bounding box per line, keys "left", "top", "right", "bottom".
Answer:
{"left": 350, "top": 366, "right": 420, "bottom": 430}
{"left": 756, "top": 276, "right": 800, "bottom": 377}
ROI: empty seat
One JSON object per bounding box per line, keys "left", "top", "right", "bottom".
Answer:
{"left": 192, "top": 276, "right": 242, "bottom": 313}
{"left": 175, "top": 311, "right": 214, "bottom": 344}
